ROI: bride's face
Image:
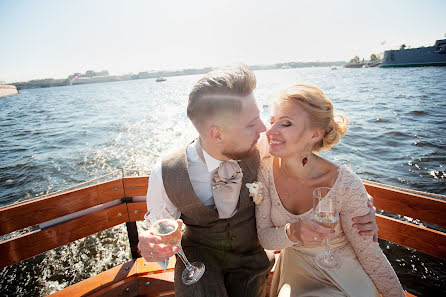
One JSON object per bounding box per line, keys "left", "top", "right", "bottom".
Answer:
{"left": 266, "top": 100, "right": 315, "bottom": 158}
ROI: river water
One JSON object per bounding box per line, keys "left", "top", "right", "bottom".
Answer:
{"left": 0, "top": 67, "right": 445, "bottom": 296}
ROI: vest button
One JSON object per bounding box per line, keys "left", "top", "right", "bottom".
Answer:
{"left": 230, "top": 235, "right": 236, "bottom": 240}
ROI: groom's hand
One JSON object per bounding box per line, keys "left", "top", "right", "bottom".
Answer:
{"left": 352, "top": 196, "right": 379, "bottom": 242}
{"left": 137, "top": 220, "right": 182, "bottom": 262}
{"left": 287, "top": 219, "right": 335, "bottom": 247}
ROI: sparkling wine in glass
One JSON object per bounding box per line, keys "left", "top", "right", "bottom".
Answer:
{"left": 150, "top": 219, "right": 182, "bottom": 245}
{"left": 313, "top": 187, "right": 341, "bottom": 270}
{"left": 144, "top": 206, "right": 205, "bottom": 285}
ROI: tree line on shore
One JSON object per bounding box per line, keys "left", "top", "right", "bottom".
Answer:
{"left": 349, "top": 53, "right": 382, "bottom": 64}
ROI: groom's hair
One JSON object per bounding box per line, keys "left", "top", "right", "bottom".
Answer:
{"left": 187, "top": 64, "right": 256, "bottom": 131}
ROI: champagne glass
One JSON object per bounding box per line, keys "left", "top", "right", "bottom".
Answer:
{"left": 143, "top": 206, "right": 205, "bottom": 285}
{"left": 313, "top": 187, "right": 341, "bottom": 270}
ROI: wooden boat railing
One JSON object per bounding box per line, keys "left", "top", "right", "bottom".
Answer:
{"left": 1, "top": 174, "right": 444, "bottom": 296}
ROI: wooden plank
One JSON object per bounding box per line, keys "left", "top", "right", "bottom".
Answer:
{"left": 0, "top": 204, "right": 128, "bottom": 268}
{"left": 50, "top": 257, "right": 177, "bottom": 297}
{"left": 123, "top": 176, "right": 149, "bottom": 197}
{"left": 135, "top": 257, "right": 176, "bottom": 296}
{"left": 87, "top": 278, "right": 138, "bottom": 297}
{"left": 128, "top": 202, "right": 147, "bottom": 222}
{"left": 0, "top": 179, "right": 124, "bottom": 236}
{"left": 49, "top": 260, "right": 137, "bottom": 297}
{"left": 376, "top": 214, "right": 446, "bottom": 259}
{"left": 137, "top": 271, "right": 175, "bottom": 297}
{"left": 364, "top": 181, "right": 446, "bottom": 228}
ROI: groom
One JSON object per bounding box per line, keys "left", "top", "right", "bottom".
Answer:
{"left": 138, "top": 65, "right": 378, "bottom": 297}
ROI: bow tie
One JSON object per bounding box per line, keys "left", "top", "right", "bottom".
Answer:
{"left": 211, "top": 160, "right": 243, "bottom": 219}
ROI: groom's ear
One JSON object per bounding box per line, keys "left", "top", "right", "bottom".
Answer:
{"left": 209, "top": 125, "right": 223, "bottom": 143}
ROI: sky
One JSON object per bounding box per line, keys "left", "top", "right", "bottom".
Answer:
{"left": 1, "top": 0, "right": 445, "bottom": 83}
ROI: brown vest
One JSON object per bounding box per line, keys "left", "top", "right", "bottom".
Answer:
{"left": 162, "top": 145, "right": 270, "bottom": 270}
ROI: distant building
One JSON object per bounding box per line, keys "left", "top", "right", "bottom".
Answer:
{"left": 68, "top": 70, "right": 109, "bottom": 80}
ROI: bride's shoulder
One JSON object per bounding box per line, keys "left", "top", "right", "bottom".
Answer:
{"left": 317, "top": 159, "right": 359, "bottom": 186}
{"left": 334, "top": 164, "right": 365, "bottom": 193}
{"left": 337, "top": 164, "right": 361, "bottom": 180}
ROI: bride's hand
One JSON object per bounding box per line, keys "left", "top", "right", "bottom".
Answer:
{"left": 286, "top": 219, "right": 335, "bottom": 247}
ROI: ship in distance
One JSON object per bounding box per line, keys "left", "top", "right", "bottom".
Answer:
{"left": 380, "top": 38, "right": 446, "bottom": 68}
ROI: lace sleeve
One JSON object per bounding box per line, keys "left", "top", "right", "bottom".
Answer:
{"left": 255, "top": 158, "right": 295, "bottom": 250}
{"left": 339, "top": 168, "right": 405, "bottom": 297}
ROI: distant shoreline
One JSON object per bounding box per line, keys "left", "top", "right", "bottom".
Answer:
{"left": 11, "top": 61, "right": 346, "bottom": 90}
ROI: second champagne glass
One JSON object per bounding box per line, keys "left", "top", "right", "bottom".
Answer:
{"left": 313, "top": 187, "right": 341, "bottom": 270}
{"left": 144, "top": 206, "right": 205, "bottom": 285}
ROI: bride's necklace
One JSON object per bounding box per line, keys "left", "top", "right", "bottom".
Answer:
{"left": 282, "top": 179, "right": 300, "bottom": 200}
{"left": 279, "top": 156, "right": 319, "bottom": 200}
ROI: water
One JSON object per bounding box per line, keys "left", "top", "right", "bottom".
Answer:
{"left": 1, "top": 67, "right": 445, "bottom": 296}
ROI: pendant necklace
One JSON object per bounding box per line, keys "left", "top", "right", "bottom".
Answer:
{"left": 280, "top": 170, "right": 301, "bottom": 200}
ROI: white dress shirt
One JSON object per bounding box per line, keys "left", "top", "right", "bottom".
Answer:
{"left": 146, "top": 139, "right": 223, "bottom": 219}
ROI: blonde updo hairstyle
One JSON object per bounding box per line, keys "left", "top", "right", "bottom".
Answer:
{"left": 278, "top": 84, "right": 348, "bottom": 153}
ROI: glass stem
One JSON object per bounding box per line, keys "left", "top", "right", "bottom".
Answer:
{"left": 177, "top": 247, "right": 192, "bottom": 269}
{"left": 324, "top": 238, "right": 331, "bottom": 255}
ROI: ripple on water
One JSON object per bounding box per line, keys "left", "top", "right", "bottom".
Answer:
{"left": 382, "top": 130, "right": 411, "bottom": 138}
{"left": 412, "top": 141, "right": 445, "bottom": 149}
{"left": 407, "top": 110, "right": 428, "bottom": 116}
{"left": 372, "top": 117, "right": 391, "bottom": 123}
{"left": 429, "top": 170, "right": 446, "bottom": 180}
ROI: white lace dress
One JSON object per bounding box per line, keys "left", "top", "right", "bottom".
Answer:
{"left": 255, "top": 155, "right": 405, "bottom": 297}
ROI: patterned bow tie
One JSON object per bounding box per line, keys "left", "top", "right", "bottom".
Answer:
{"left": 211, "top": 160, "right": 243, "bottom": 219}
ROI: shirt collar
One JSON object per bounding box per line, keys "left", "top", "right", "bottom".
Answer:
{"left": 202, "top": 147, "right": 222, "bottom": 173}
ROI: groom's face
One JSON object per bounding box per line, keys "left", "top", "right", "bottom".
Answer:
{"left": 221, "top": 94, "right": 266, "bottom": 160}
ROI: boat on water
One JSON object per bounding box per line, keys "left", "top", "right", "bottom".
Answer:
{"left": 380, "top": 39, "right": 446, "bottom": 68}
{"left": 155, "top": 77, "right": 167, "bottom": 82}
{"left": 0, "top": 84, "right": 18, "bottom": 98}
{"left": 342, "top": 62, "right": 381, "bottom": 68}
{"left": 342, "top": 63, "right": 364, "bottom": 68}
{"left": 0, "top": 170, "right": 444, "bottom": 296}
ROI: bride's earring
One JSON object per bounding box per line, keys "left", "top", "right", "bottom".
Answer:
{"left": 302, "top": 147, "right": 311, "bottom": 166}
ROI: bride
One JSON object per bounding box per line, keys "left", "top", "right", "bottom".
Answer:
{"left": 255, "top": 84, "right": 405, "bottom": 297}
